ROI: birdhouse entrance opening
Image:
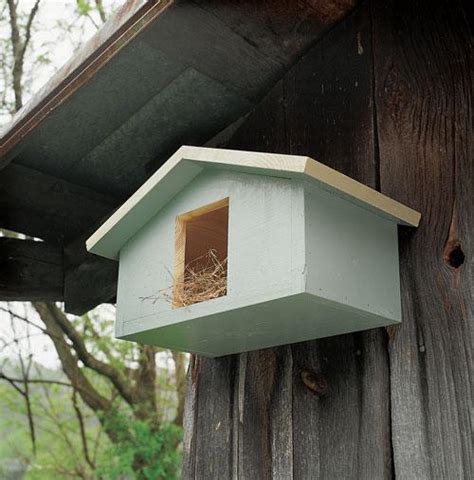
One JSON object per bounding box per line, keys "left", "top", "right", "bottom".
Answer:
{"left": 174, "top": 198, "right": 229, "bottom": 307}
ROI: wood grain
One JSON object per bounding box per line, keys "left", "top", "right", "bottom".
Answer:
{"left": 193, "top": 355, "right": 237, "bottom": 478}
{"left": 373, "top": 0, "right": 473, "bottom": 477}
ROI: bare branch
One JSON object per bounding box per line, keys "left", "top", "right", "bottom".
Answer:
{"left": 21, "top": 0, "right": 41, "bottom": 59}
{"left": 5, "top": 0, "right": 40, "bottom": 111}
{"left": 32, "top": 302, "right": 111, "bottom": 413}
{"left": 0, "top": 306, "right": 49, "bottom": 337}
{"left": 33, "top": 302, "right": 135, "bottom": 406}
{"left": 172, "top": 351, "right": 187, "bottom": 426}
{"left": 0, "top": 370, "right": 25, "bottom": 395}
{"left": 95, "top": 0, "right": 107, "bottom": 23}
{"left": 0, "top": 373, "right": 74, "bottom": 389}
{"left": 72, "top": 389, "right": 95, "bottom": 470}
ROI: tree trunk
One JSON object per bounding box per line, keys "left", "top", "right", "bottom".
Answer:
{"left": 182, "top": 0, "right": 472, "bottom": 478}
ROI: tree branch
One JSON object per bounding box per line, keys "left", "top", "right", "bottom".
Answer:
{"left": 172, "top": 351, "right": 187, "bottom": 426}
{"left": 72, "top": 388, "right": 95, "bottom": 470}
{"left": 21, "top": 0, "right": 41, "bottom": 60}
{"left": 133, "top": 345, "right": 158, "bottom": 424}
{"left": 95, "top": 0, "right": 107, "bottom": 23}
{"left": 6, "top": 0, "right": 40, "bottom": 111}
{"left": 0, "top": 373, "right": 74, "bottom": 389}
{"left": 32, "top": 302, "right": 111, "bottom": 413}
{"left": 33, "top": 302, "right": 135, "bottom": 406}
{"left": 0, "top": 370, "right": 25, "bottom": 395}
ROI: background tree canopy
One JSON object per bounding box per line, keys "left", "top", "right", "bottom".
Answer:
{"left": 0, "top": 1, "right": 187, "bottom": 478}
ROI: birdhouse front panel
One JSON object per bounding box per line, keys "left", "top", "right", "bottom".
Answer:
{"left": 115, "top": 168, "right": 306, "bottom": 355}
{"left": 86, "top": 146, "right": 420, "bottom": 357}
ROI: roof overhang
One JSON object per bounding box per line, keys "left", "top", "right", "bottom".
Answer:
{"left": 87, "top": 145, "right": 421, "bottom": 260}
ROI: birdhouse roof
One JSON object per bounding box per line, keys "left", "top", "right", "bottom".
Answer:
{"left": 86, "top": 146, "right": 420, "bottom": 260}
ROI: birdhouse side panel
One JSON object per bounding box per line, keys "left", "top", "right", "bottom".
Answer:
{"left": 304, "top": 180, "right": 402, "bottom": 323}
{"left": 115, "top": 168, "right": 305, "bottom": 338}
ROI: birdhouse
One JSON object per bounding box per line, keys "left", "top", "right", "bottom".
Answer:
{"left": 86, "top": 146, "right": 420, "bottom": 357}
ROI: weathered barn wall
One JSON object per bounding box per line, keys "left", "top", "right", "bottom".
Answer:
{"left": 183, "top": 0, "right": 473, "bottom": 478}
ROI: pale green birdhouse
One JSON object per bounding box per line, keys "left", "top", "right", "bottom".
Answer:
{"left": 86, "top": 146, "right": 420, "bottom": 357}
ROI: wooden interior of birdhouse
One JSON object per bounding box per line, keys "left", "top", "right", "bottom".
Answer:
{"left": 173, "top": 198, "right": 229, "bottom": 307}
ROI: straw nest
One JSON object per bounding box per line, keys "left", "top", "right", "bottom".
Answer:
{"left": 141, "top": 250, "right": 227, "bottom": 307}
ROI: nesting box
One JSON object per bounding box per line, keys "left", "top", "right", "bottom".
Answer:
{"left": 87, "top": 146, "right": 420, "bottom": 357}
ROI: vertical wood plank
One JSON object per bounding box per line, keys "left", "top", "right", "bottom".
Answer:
{"left": 182, "top": 355, "right": 198, "bottom": 479}
{"left": 284, "top": 6, "right": 377, "bottom": 183}
{"left": 236, "top": 347, "right": 293, "bottom": 480}
{"left": 193, "top": 355, "right": 237, "bottom": 479}
{"left": 372, "top": 0, "right": 473, "bottom": 477}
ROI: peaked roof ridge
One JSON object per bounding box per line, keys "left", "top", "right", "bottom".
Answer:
{"left": 86, "top": 146, "right": 420, "bottom": 260}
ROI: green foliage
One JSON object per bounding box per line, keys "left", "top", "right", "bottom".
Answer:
{"left": 98, "top": 411, "right": 182, "bottom": 480}
{"left": 0, "top": 378, "right": 105, "bottom": 479}
{"left": 76, "top": 0, "right": 92, "bottom": 16}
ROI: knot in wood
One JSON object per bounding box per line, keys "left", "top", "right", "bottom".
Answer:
{"left": 301, "top": 368, "right": 328, "bottom": 396}
{"left": 443, "top": 239, "right": 465, "bottom": 270}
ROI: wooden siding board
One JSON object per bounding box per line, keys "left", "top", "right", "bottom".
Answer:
{"left": 182, "top": 355, "right": 199, "bottom": 479}
{"left": 372, "top": 0, "right": 473, "bottom": 477}
{"left": 238, "top": 348, "right": 293, "bottom": 480}
{"left": 194, "top": 355, "right": 236, "bottom": 479}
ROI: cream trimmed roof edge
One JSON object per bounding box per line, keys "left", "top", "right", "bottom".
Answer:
{"left": 86, "top": 145, "right": 421, "bottom": 260}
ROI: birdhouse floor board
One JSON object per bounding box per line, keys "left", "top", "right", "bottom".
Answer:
{"left": 121, "top": 292, "right": 399, "bottom": 357}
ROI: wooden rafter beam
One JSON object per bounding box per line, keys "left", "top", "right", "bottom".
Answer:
{"left": 64, "top": 232, "right": 117, "bottom": 315}
{"left": 0, "top": 237, "right": 63, "bottom": 301}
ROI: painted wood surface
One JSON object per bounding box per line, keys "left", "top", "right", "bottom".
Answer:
{"left": 183, "top": 1, "right": 472, "bottom": 477}
{"left": 115, "top": 169, "right": 308, "bottom": 355}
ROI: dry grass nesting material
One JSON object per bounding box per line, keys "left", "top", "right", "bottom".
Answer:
{"left": 141, "top": 250, "right": 227, "bottom": 307}
{"left": 173, "top": 249, "right": 227, "bottom": 307}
